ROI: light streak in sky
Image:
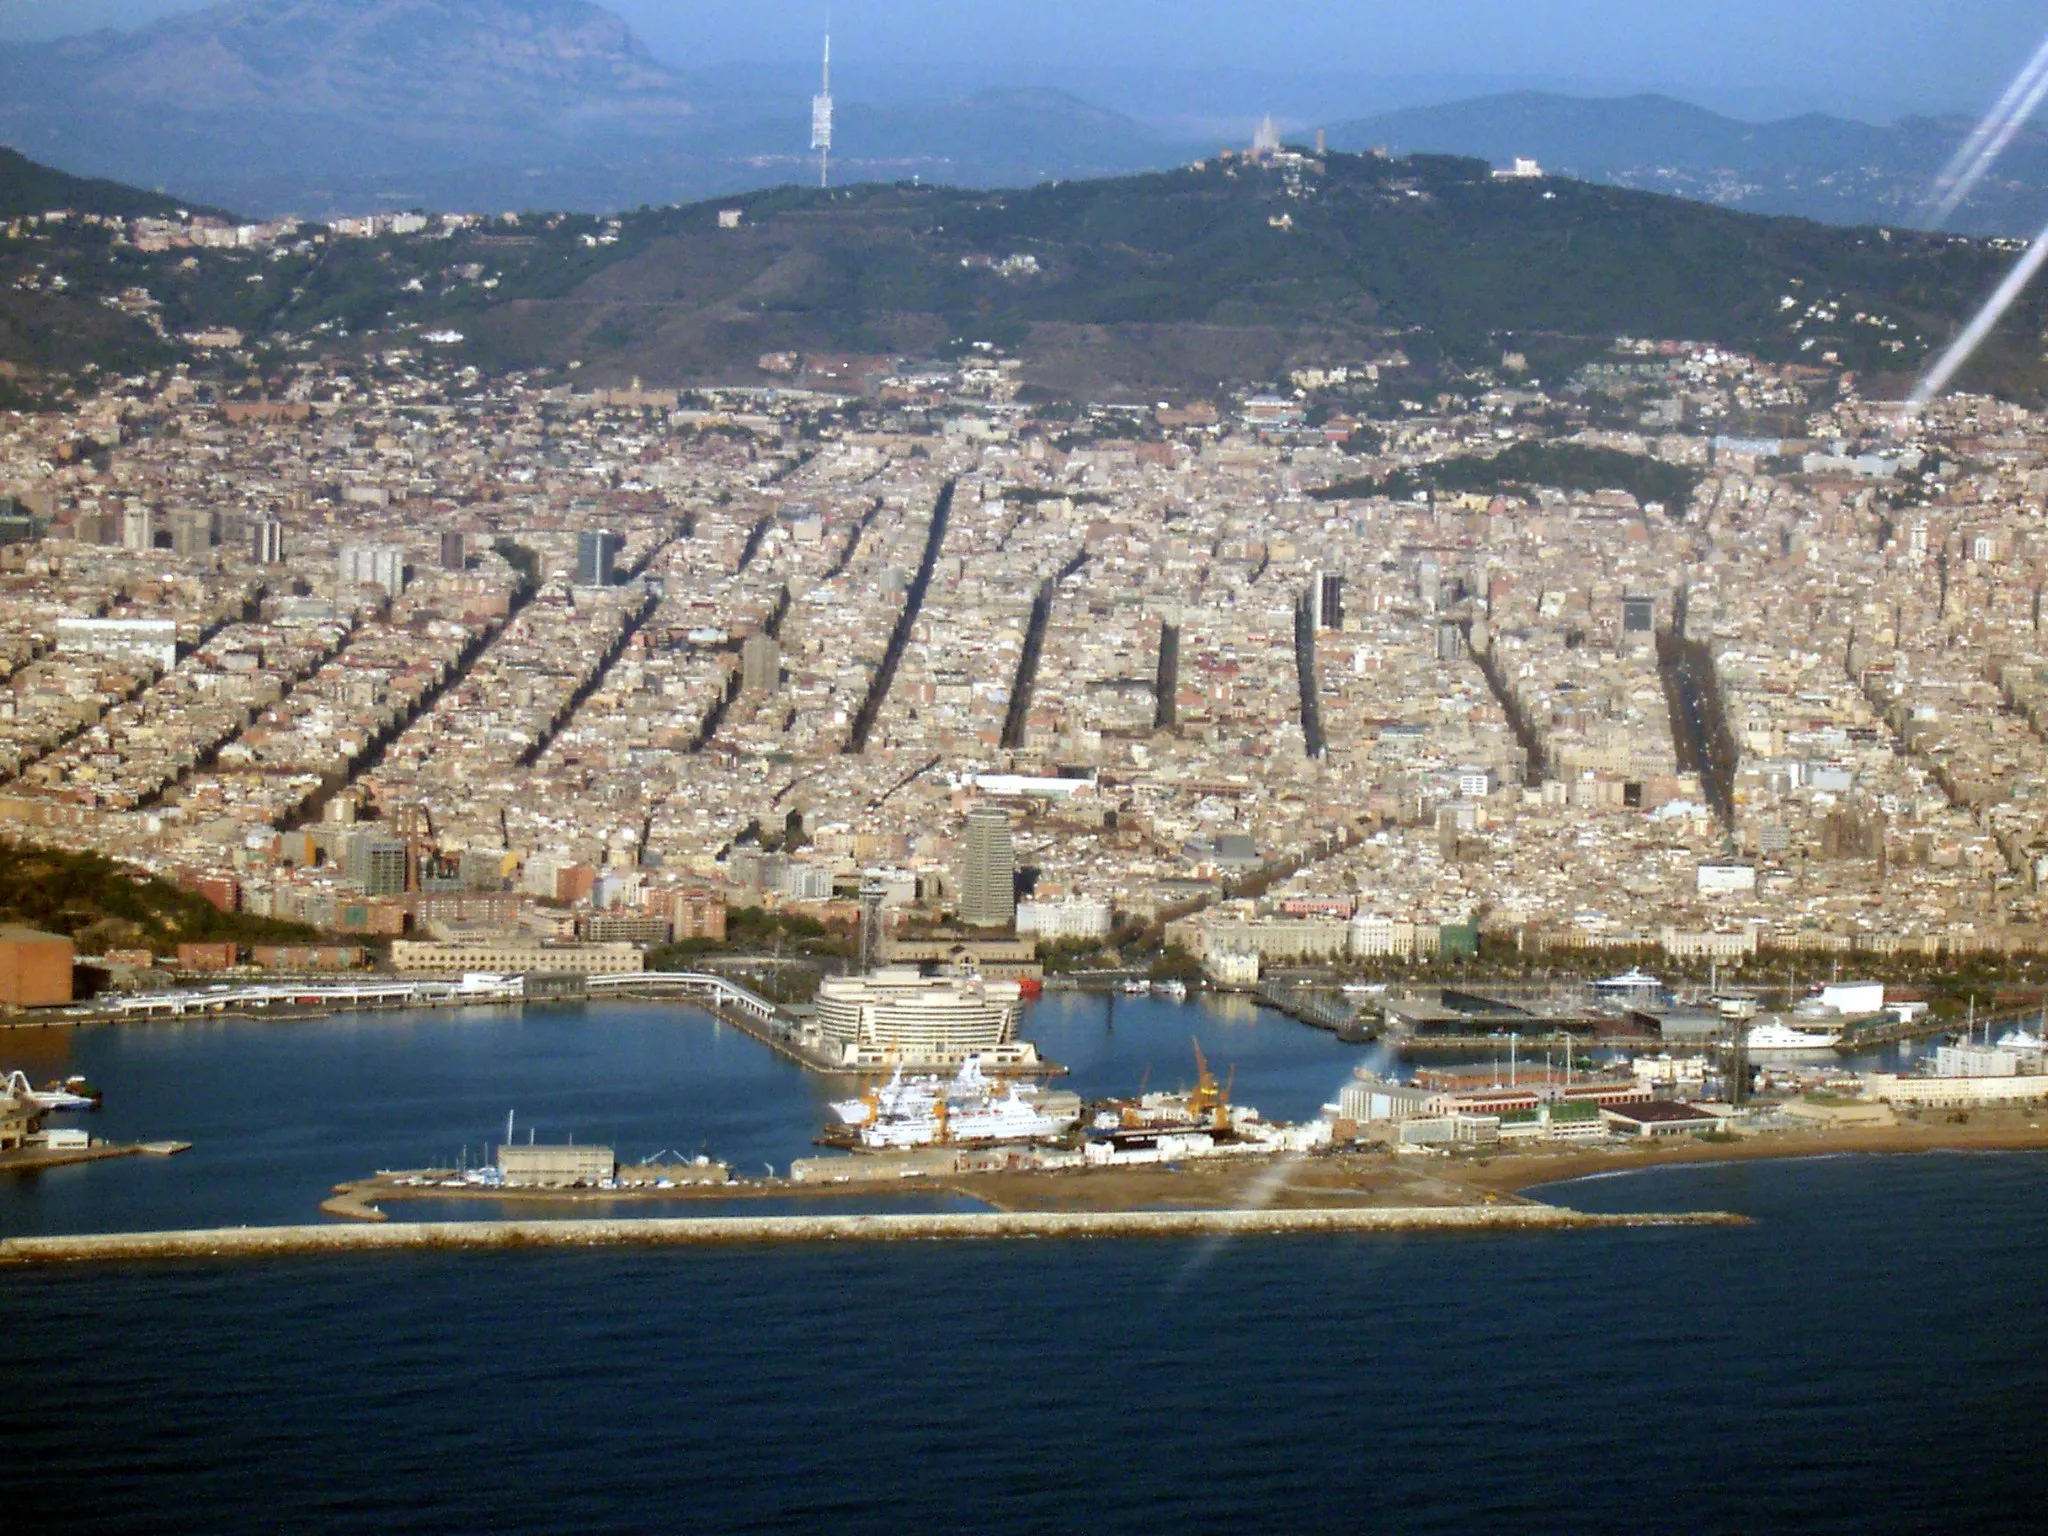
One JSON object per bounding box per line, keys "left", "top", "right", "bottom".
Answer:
{"left": 1925, "top": 31, "right": 2048, "bottom": 228}
{"left": 1907, "top": 209, "right": 2048, "bottom": 416}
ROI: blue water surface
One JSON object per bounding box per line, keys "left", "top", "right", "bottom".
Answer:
{"left": 3, "top": 1152, "right": 2044, "bottom": 1534}
{"left": 0, "top": 991, "right": 1372, "bottom": 1235}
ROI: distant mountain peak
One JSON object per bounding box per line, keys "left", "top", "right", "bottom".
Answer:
{"left": 33, "top": 0, "right": 680, "bottom": 116}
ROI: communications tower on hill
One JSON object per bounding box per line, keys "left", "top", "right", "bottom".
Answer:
{"left": 811, "top": 26, "right": 834, "bottom": 189}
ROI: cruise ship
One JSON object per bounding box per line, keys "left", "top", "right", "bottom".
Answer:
{"left": 825, "top": 1058, "right": 1079, "bottom": 1150}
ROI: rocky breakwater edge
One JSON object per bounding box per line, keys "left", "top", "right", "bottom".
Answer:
{"left": 0, "top": 1204, "right": 1746, "bottom": 1266}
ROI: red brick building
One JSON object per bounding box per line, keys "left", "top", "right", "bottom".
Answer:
{"left": 0, "top": 926, "right": 75, "bottom": 1007}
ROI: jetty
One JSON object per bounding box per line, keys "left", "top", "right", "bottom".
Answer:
{"left": 0, "top": 1140, "right": 189, "bottom": 1175}
{"left": 0, "top": 1204, "right": 1746, "bottom": 1266}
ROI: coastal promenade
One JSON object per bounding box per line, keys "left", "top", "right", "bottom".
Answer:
{"left": 0, "top": 1204, "right": 1746, "bottom": 1266}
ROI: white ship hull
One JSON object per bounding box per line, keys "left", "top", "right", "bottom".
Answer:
{"left": 1746, "top": 1021, "right": 1840, "bottom": 1054}
{"left": 829, "top": 1058, "right": 1078, "bottom": 1150}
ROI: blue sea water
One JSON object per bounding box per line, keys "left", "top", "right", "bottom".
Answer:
{"left": 4, "top": 1153, "right": 2045, "bottom": 1534}
{"left": 3, "top": 997, "right": 2044, "bottom": 1529}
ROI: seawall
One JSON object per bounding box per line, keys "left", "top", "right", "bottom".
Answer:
{"left": 0, "top": 1204, "right": 1744, "bottom": 1266}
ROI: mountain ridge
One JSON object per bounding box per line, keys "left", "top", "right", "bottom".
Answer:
{"left": 5, "top": 143, "right": 2048, "bottom": 407}
{"left": 1330, "top": 91, "right": 2042, "bottom": 234}
{"left": 11, "top": 0, "right": 2044, "bottom": 233}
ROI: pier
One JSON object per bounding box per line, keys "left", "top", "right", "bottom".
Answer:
{"left": 1253, "top": 982, "right": 1369, "bottom": 1039}
{"left": 0, "top": 1140, "right": 188, "bottom": 1176}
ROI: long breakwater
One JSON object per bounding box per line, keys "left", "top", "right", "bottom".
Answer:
{"left": 0, "top": 1205, "right": 1746, "bottom": 1266}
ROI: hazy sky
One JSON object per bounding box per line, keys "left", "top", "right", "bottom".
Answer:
{"left": 5, "top": 0, "right": 2048, "bottom": 119}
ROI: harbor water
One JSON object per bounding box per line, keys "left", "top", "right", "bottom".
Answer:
{"left": 3, "top": 1152, "right": 2044, "bottom": 1533}
{"left": 0, "top": 990, "right": 1381, "bottom": 1236}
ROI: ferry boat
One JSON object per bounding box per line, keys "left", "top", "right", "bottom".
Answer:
{"left": 1121, "top": 979, "right": 1151, "bottom": 995}
{"left": 1150, "top": 979, "right": 1189, "bottom": 1002}
{"left": 1744, "top": 1019, "right": 1841, "bottom": 1055}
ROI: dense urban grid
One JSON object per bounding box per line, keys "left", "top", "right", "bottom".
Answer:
{"left": 5, "top": 192, "right": 2048, "bottom": 990}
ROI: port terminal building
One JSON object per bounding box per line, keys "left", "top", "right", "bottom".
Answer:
{"left": 389, "top": 940, "right": 644, "bottom": 976}
{"left": 804, "top": 968, "right": 1036, "bottom": 1071}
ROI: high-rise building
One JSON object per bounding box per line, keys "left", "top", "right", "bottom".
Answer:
{"left": 339, "top": 543, "right": 406, "bottom": 596}
{"left": 1319, "top": 572, "right": 1344, "bottom": 631}
{"left": 167, "top": 509, "right": 216, "bottom": 559}
{"left": 250, "top": 519, "right": 285, "bottom": 564}
{"left": 741, "top": 632, "right": 781, "bottom": 694}
{"left": 119, "top": 508, "right": 153, "bottom": 551}
{"left": 858, "top": 875, "right": 887, "bottom": 973}
{"left": 342, "top": 832, "right": 409, "bottom": 896}
{"left": 576, "top": 530, "right": 623, "bottom": 586}
{"left": 440, "top": 530, "right": 468, "bottom": 571}
{"left": 811, "top": 28, "right": 834, "bottom": 188}
{"left": 958, "top": 808, "right": 1016, "bottom": 929}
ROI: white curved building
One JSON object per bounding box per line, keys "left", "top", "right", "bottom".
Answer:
{"left": 809, "top": 968, "right": 1034, "bottom": 1070}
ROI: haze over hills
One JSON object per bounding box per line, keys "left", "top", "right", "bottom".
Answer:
{"left": 0, "top": 0, "right": 1198, "bottom": 218}
{"left": 1329, "top": 92, "right": 2048, "bottom": 237}
{"left": 7, "top": 0, "right": 2048, "bottom": 235}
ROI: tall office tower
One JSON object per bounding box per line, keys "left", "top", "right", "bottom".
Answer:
{"left": 957, "top": 808, "right": 1016, "bottom": 929}
{"left": 811, "top": 28, "right": 834, "bottom": 188}
{"left": 119, "top": 507, "right": 154, "bottom": 551}
{"left": 339, "top": 542, "right": 406, "bottom": 596}
{"left": 1153, "top": 619, "right": 1180, "bottom": 731}
{"left": 576, "top": 529, "right": 622, "bottom": 586}
{"left": 440, "top": 530, "right": 468, "bottom": 571}
{"left": 741, "top": 632, "right": 782, "bottom": 694}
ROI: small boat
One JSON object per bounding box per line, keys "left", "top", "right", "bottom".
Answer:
{"left": 1150, "top": 979, "right": 1189, "bottom": 1002}
{"left": 1121, "top": 979, "right": 1150, "bottom": 995}
{"left": 2, "top": 1070, "right": 101, "bottom": 1111}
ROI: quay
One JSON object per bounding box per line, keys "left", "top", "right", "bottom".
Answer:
{"left": 2, "top": 970, "right": 1065, "bottom": 1077}
{"left": 0, "top": 1139, "right": 189, "bottom": 1175}
{"left": 587, "top": 971, "right": 846, "bottom": 1071}
{"left": 0, "top": 1203, "right": 1748, "bottom": 1266}
{"left": 1393, "top": 1032, "right": 1665, "bottom": 1056}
